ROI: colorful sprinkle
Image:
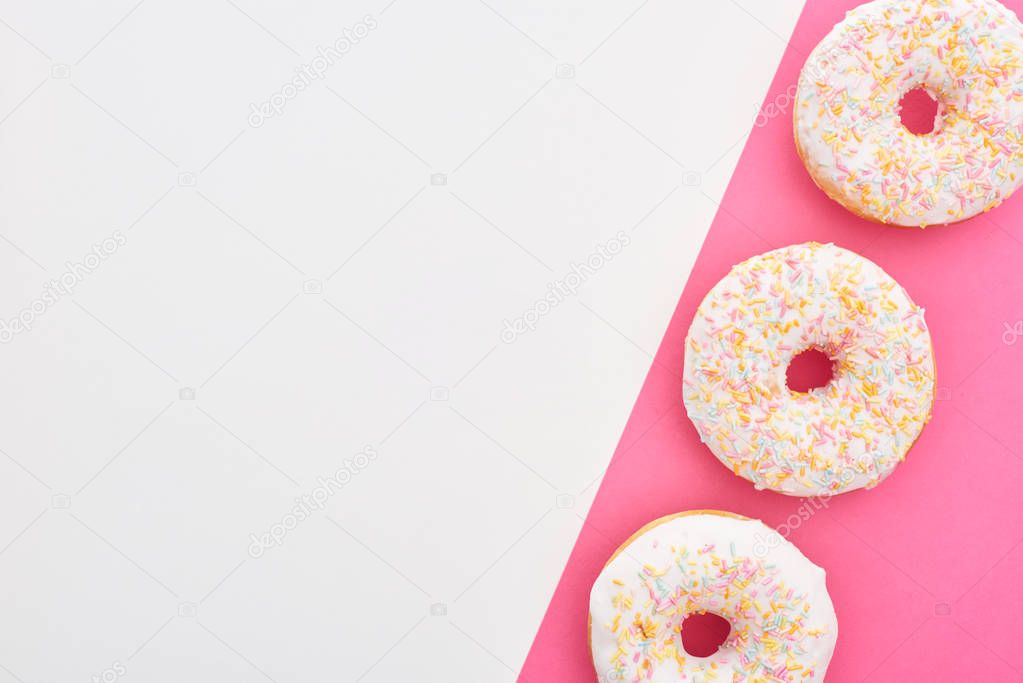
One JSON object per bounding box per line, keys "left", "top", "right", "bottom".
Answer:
{"left": 795, "top": 0, "right": 1023, "bottom": 226}
{"left": 682, "top": 243, "right": 935, "bottom": 497}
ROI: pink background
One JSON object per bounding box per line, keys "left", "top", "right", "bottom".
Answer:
{"left": 520, "top": 1, "right": 1023, "bottom": 680}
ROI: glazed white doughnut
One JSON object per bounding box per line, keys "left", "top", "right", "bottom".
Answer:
{"left": 795, "top": 0, "right": 1023, "bottom": 226}
{"left": 589, "top": 511, "right": 838, "bottom": 683}
{"left": 682, "top": 242, "right": 935, "bottom": 497}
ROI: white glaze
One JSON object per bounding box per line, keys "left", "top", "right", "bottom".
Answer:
{"left": 590, "top": 513, "right": 838, "bottom": 683}
{"left": 796, "top": 0, "right": 1023, "bottom": 226}
{"left": 683, "top": 243, "right": 935, "bottom": 497}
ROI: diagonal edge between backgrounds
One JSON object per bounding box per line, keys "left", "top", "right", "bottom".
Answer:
{"left": 517, "top": 3, "right": 811, "bottom": 681}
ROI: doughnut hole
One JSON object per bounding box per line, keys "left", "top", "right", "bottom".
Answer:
{"left": 680, "top": 612, "right": 731, "bottom": 657}
{"left": 786, "top": 348, "right": 835, "bottom": 393}
{"left": 898, "top": 87, "right": 941, "bottom": 135}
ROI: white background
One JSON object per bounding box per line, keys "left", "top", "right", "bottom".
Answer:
{"left": 0, "top": 1, "right": 803, "bottom": 680}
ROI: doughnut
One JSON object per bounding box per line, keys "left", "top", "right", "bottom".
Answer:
{"left": 589, "top": 511, "right": 838, "bottom": 683}
{"left": 794, "top": 0, "right": 1023, "bottom": 227}
{"left": 682, "top": 242, "right": 935, "bottom": 496}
